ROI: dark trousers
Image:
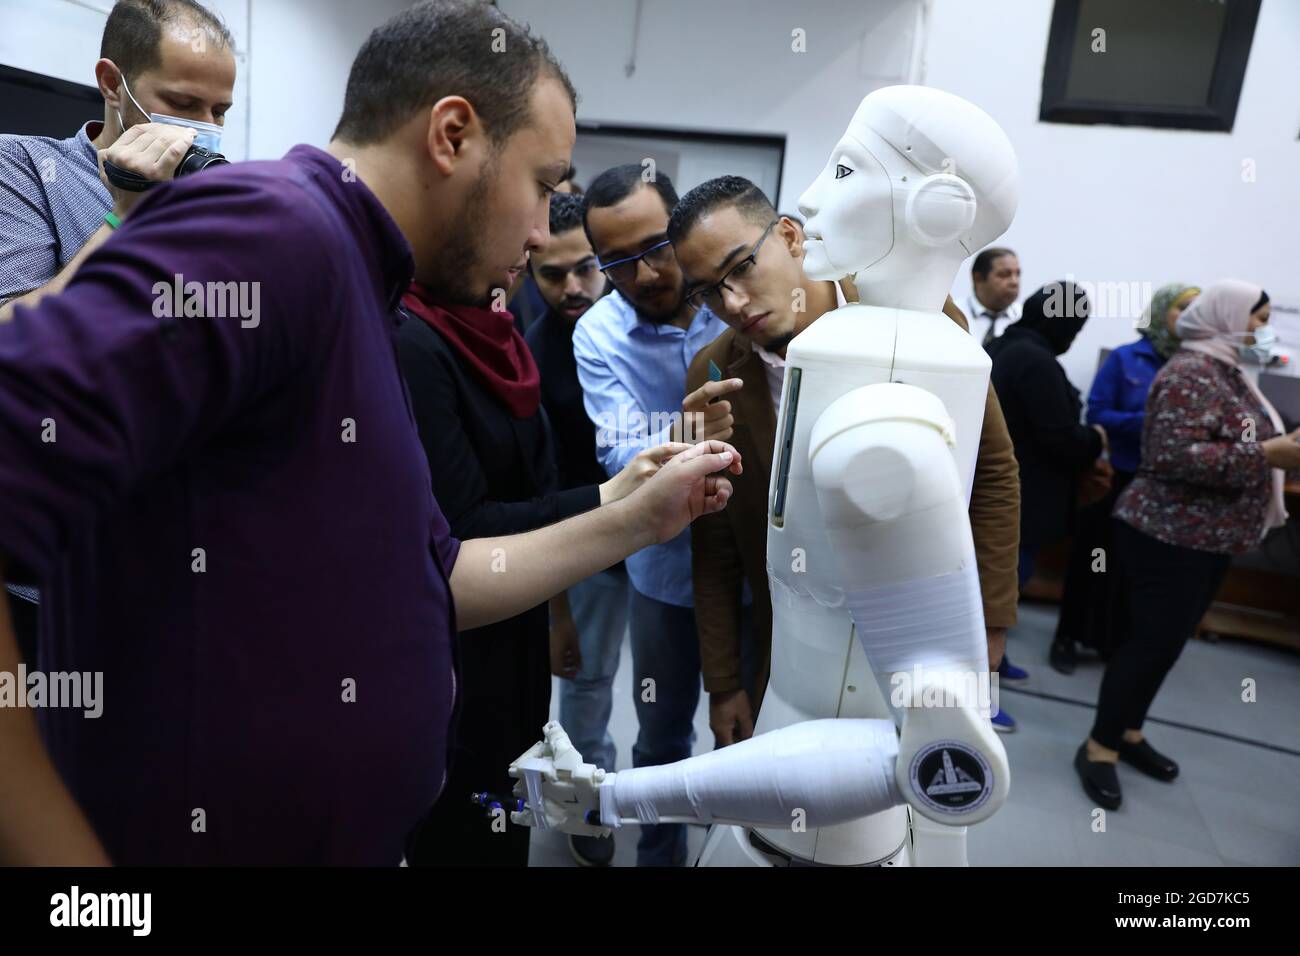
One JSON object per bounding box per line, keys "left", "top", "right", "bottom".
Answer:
{"left": 407, "top": 612, "right": 550, "bottom": 867}
{"left": 1056, "top": 470, "right": 1135, "bottom": 657}
{"left": 1090, "top": 520, "right": 1230, "bottom": 750}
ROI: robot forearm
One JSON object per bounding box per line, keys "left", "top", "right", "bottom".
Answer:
{"left": 599, "top": 718, "right": 902, "bottom": 830}
{"left": 508, "top": 719, "right": 902, "bottom": 835}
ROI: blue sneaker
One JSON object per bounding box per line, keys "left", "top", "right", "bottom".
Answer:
{"left": 991, "top": 709, "right": 1017, "bottom": 733}
{"left": 997, "top": 654, "right": 1029, "bottom": 681}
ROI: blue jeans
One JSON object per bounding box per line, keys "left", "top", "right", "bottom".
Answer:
{"left": 557, "top": 568, "right": 629, "bottom": 773}
{"left": 628, "top": 587, "right": 701, "bottom": 867}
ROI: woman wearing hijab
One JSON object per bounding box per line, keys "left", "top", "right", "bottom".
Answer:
{"left": 987, "top": 281, "right": 1109, "bottom": 731}
{"left": 1075, "top": 280, "right": 1300, "bottom": 810}
{"left": 395, "top": 283, "right": 677, "bottom": 866}
{"left": 1050, "top": 284, "right": 1201, "bottom": 673}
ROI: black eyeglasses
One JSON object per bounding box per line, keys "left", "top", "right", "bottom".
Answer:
{"left": 597, "top": 238, "right": 675, "bottom": 284}
{"left": 685, "top": 220, "right": 780, "bottom": 311}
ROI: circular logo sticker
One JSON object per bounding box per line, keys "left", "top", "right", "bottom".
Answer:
{"left": 908, "top": 741, "right": 993, "bottom": 815}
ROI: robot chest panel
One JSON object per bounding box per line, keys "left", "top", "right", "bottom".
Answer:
{"left": 777, "top": 307, "right": 989, "bottom": 497}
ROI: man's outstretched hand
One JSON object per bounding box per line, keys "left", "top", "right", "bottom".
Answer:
{"left": 623, "top": 439, "right": 742, "bottom": 546}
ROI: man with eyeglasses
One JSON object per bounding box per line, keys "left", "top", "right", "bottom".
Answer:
{"left": 571, "top": 164, "right": 727, "bottom": 867}
{"left": 668, "top": 176, "right": 1023, "bottom": 745}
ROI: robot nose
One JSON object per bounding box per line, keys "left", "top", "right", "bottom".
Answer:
{"left": 797, "top": 184, "right": 819, "bottom": 221}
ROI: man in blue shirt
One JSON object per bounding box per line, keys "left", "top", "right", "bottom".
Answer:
{"left": 574, "top": 164, "right": 727, "bottom": 866}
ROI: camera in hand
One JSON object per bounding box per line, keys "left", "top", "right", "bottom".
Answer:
{"left": 102, "top": 144, "right": 229, "bottom": 193}
{"left": 175, "top": 144, "right": 229, "bottom": 177}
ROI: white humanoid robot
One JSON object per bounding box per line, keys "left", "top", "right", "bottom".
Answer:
{"left": 503, "top": 85, "right": 1020, "bottom": 867}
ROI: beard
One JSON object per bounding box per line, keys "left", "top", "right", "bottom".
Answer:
{"left": 628, "top": 281, "right": 684, "bottom": 324}
{"left": 558, "top": 294, "right": 595, "bottom": 314}
{"left": 762, "top": 330, "right": 795, "bottom": 355}
{"left": 418, "top": 175, "right": 497, "bottom": 308}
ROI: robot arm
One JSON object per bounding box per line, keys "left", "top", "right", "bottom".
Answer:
{"left": 808, "top": 381, "right": 1009, "bottom": 826}
{"left": 507, "top": 719, "right": 902, "bottom": 836}
{"left": 504, "top": 383, "right": 1006, "bottom": 840}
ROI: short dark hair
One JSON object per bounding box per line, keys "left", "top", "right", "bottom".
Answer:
{"left": 101, "top": 0, "right": 233, "bottom": 81}
{"left": 972, "top": 246, "right": 1017, "bottom": 280}
{"left": 582, "top": 164, "right": 679, "bottom": 247}
{"left": 548, "top": 191, "right": 585, "bottom": 235}
{"left": 667, "top": 175, "right": 776, "bottom": 244}
{"left": 333, "top": 0, "right": 577, "bottom": 146}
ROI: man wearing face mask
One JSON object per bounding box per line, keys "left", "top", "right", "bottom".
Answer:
{"left": 0, "top": 0, "right": 235, "bottom": 666}
{"left": 0, "top": 0, "right": 236, "bottom": 318}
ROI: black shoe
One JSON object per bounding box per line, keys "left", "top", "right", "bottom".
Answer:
{"left": 1049, "top": 638, "right": 1077, "bottom": 675}
{"left": 1119, "top": 738, "right": 1179, "bottom": 781}
{"left": 1074, "top": 743, "right": 1122, "bottom": 810}
{"left": 568, "top": 833, "right": 615, "bottom": 867}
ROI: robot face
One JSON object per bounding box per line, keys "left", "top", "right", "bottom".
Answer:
{"left": 797, "top": 133, "right": 894, "bottom": 281}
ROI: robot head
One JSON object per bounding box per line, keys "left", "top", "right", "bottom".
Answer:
{"left": 798, "top": 86, "right": 1019, "bottom": 296}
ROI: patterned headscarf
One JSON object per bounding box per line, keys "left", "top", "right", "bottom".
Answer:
{"left": 1136, "top": 283, "right": 1198, "bottom": 360}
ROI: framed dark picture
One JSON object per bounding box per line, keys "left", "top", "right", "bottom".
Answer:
{"left": 1039, "top": 0, "right": 1262, "bottom": 132}
{"left": 0, "top": 64, "right": 102, "bottom": 138}
{"left": 573, "top": 122, "right": 786, "bottom": 208}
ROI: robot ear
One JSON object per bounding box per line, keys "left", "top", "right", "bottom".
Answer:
{"left": 903, "top": 174, "right": 977, "bottom": 247}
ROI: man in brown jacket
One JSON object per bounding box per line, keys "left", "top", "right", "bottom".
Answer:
{"left": 668, "top": 176, "right": 1021, "bottom": 745}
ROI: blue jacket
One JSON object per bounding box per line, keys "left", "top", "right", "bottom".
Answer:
{"left": 1086, "top": 337, "right": 1165, "bottom": 473}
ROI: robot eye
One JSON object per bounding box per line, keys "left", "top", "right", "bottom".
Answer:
{"left": 834, "top": 164, "right": 853, "bottom": 179}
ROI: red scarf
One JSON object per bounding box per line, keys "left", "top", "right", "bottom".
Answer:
{"left": 401, "top": 283, "right": 541, "bottom": 419}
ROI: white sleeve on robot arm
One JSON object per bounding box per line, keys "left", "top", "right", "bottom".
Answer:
{"left": 598, "top": 718, "right": 902, "bottom": 830}
{"left": 808, "top": 382, "right": 1009, "bottom": 826}
{"left": 507, "top": 719, "right": 903, "bottom": 835}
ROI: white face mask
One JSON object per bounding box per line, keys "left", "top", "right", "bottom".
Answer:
{"left": 117, "top": 73, "right": 222, "bottom": 153}
{"left": 1237, "top": 324, "right": 1277, "bottom": 364}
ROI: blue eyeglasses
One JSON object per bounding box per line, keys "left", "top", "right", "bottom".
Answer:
{"left": 597, "top": 238, "right": 675, "bottom": 283}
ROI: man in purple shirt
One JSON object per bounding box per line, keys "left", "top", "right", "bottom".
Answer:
{"left": 0, "top": 0, "right": 740, "bottom": 866}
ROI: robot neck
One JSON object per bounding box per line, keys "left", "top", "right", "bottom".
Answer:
{"left": 851, "top": 251, "right": 963, "bottom": 313}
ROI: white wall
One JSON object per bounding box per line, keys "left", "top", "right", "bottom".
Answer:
{"left": 921, "top": 0, "right": 1300, "bottom": 391}
{"left": 245, "top": 0, "right": 408, "bottom": 158}
{"left": 497, "top": 0, "right": 923, "bottom": 211}
{"left": 0, "top": 0, "right": 407, "bottom": 161}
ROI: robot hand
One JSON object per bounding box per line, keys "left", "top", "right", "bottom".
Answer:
{"left": 506, "top": 720, "right": 613, "bottom": 838}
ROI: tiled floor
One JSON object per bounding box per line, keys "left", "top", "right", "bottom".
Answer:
{"left": 528, "top": 600, "right": 1300, "bottom": 867}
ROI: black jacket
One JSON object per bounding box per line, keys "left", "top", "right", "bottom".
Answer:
{"left": 988, "top": 325, "right": 1103, "bottom": 546}
{"left": 394, "top": 312, "right": 598, "bottom": 866}
{"left": 524, "top": 308, "right": 610, "bottom": 491}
